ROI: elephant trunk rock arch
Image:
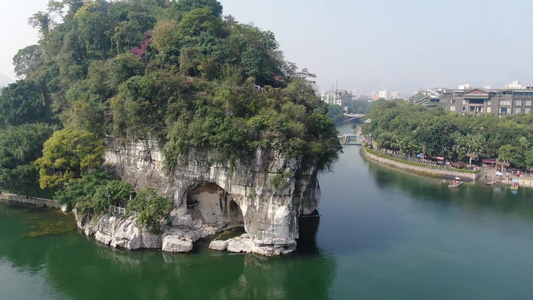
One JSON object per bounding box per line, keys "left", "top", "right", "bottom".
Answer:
{"left": 99, "top": 138, "right": 321, "bottom": 256}
{"left": 185, "top": 182, "right": 243, "bottom": 229}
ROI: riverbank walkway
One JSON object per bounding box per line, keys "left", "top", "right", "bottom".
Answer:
{"left": 362, "top": 147, "right": 533, "bottom": 188}
{"left": 0, "top": 193, "right": 58, "bottom": 208}
{"left": 365, "top": 148, "right": 479, "bottom": 176}
{"left": 479, "top": 171, "right": 533, "bottom": 188}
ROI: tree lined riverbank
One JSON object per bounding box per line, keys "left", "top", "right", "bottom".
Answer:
{"left": 361, "top": 147, "right": 479, "bottom": 181}
{"left": 363, "top": 100, "right": 533, "bottom": 170}
{"left": 362, "top": 146, "right": 533, "bottom": 188}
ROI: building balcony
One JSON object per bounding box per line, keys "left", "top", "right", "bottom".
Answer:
{"left": 464, "top": 95, "right": 489, "bottom": 99}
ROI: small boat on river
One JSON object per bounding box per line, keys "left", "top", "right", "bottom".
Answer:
{"left": 486, "top": 178, "right": 497, "bottom": 185}
{"left": 510, "top": 180, "right": 519, "bottom": 191}
{"left": 448, "top": 182, "right": 463, "bottom": 188}
{"left": 448, "top": 178, "right": 463, "bottom": 188}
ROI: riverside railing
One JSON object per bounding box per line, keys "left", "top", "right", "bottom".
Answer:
{"left": 108, "top": 206, "right": 126, "bottom": 217}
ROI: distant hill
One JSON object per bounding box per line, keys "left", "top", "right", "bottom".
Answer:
{"left": 0, "top": 73, "right": 14, "bottom": 88}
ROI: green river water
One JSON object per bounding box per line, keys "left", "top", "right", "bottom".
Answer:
{"left": 1, "top": 124, "right": 533, "bottom": 300}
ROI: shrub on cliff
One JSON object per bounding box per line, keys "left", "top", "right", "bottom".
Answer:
{"left": 126, "top": 188, "right": 173, "bottom": 233}
{"left": 54, "top": 171, "right": 133, "bottom": 213}
{"left": 269, "top": 172, "right": 292, "bottom": 191}
{"left": 54, "top": 170, "right": 109, "bottom": 211}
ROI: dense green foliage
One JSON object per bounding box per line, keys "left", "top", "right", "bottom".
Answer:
{"left": 161, "top": 78, "right": 341, "bottom": 170}
{"left": 0, "top": 124, "right": 56, "bottom": 196}
{"left": 0, "top": 80, "right": 55, "bottom": 128}
{"left": 54, "top": 170, "right": 133, "bottom": 213}
{"left": 126, "top": 188, "right": 173, "bottom": 232}
{"left": 525, "top": 151, "right": 533, "bottom": 168}
{"left": 54, "top": 170, "right": 109, "bottom": 211}
{"left": 347, "top": 99, "right": 373, "bottom": 114}
{"left": 6, "top": 0, "right": 340, "bottom": 173}
{"left": 326, "top": 105, "right": 345, "bottom": 125}
{"left": 325, "top": 100, "right": 373, "bottom": 125}
{"left": 0, "top": 0, "right": 341, "bottom": 218}
{"left": 364, "top": 100, "right": 533, "bottom": 168}
{"left": 0, "top": 14, "right": 57, "bottom": 197}
{"left": 34, "top": 129, "right": 105, "bottom": 189}
{"left": 268, "top": 172, "right": 292, "bottom": 191}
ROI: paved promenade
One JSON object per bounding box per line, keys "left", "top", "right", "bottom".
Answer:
{"left": 362, "top": 147, "right": 533, "bottom": 188}
{"left": 362, "top": 147, "right": 479, "bottom": 181}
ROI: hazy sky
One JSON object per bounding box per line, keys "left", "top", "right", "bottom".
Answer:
{"left": 1, "top": 0, "right": 532, "bottom": 94}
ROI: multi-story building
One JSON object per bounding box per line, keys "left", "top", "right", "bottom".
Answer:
{"left": 503, "top": 81, "right": 524, "bottom": 90}
{"left": 390, "top": 91, "right": 402, "bottom": 99}
{"left": 378, "top": 89, "right": 388, "bottom": 100}
{"left": 321, "top": 90, "right": 352, "bottom": 107}
{"left": 349, "top": 90, "right": 361, "bottom": 100}
{"left": 412, "top": 85, "right": 533, "bottom": 116}
{"left": 410, "top": 88, "right": 445, "bottom": 108}
{"left": 440, "top": 88, "right": 533, "bottom": 116}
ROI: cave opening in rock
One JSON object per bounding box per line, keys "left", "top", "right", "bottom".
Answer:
{"left": 186, "top": 182, "right": 244, "bottom": 229}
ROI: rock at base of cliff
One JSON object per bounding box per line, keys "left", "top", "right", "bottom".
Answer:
{"left": 162, "top": 235, "right": 193, "bottom": 253}
{"left": 209, "top": 240, "right": 228, "bottom": 251}
{"left": 170, "top": 209, "right": 195, "bottom": 227}
{"left": 141, "top": 231, "right": 162, "bottom": 248}
{"left": 76, "top": 213, "right": 163, "bottom": 250}
{"left": 95, "top": 231, "right": 113, "bottom": 246}
{"left": 253, "top": 243, "right": 296, "bottom": 256}
{"left": 226, "top": 234, "right": 255, "bottom": 253}
{"left": 110, "top": 216, "right": 142, "bottom": 249}
{"left": 226, "top": 234, "right": 296, "bottom": 256}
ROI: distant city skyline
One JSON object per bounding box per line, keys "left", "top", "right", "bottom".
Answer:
{"left": 1, "top": 0, "right": 533, "bottom": 94}
{"left": 324, "top": 80, "right": 533, "bottom": 99}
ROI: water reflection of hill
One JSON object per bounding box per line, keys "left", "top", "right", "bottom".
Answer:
{"left": 43, "top": 210, "right": 335, "bottom": 300}
{"left": 1, "top": 201, "right": 336, "bottom": 300}
{"left": 44, "top": 224, "right": 335, "bottom": 300}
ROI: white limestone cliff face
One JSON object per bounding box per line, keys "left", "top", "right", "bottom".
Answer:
{"left": 75, "top": 212, "right": 162, "bottom": 249}
{"left": 82, "top": 137, "right": 321, "bottom": 255}
{"left": 75, "top": 208, "right": 219, "bottom": 252}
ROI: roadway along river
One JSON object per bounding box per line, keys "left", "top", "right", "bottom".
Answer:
{"left": 1, "top": 124, "right": 532, "bottom": 300}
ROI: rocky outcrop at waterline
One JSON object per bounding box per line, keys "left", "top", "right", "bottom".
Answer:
{"left": 75, "top": 208, "right": 219, "bottom": 251}
{"left": 75, "top": 138, "right": 321, "bottom": 256}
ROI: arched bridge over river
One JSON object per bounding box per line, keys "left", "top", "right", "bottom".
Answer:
{"left": 344, "top": 113, "right": 365, "bottom": 122}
